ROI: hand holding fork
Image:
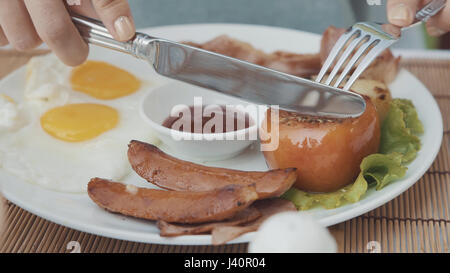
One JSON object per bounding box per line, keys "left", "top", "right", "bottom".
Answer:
{"left": 316, "top": 0, "right": 447, "bottom": 91}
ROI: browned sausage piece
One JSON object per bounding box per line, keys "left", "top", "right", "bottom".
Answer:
{"left": 157, "top": 206, "right": 261, "bottom": 237}
{"left": 211, "top": 198, "right": 297, "bottom": 245}
{"left": 88, "top": 178, "right": 258, "bottom": 224}
{"left": 128, "top": 140, "right": 297, "bottom": 199}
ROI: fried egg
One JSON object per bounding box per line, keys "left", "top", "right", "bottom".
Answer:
{"left": 0, "top": 54, "right": 159, "bottom": 193}
{"left": 0, "top": 94, "right": 20, "bottom": 132}
{"left": 71, "top": 61, "right": 141, "bottom": 100}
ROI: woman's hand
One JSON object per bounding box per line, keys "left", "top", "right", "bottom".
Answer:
{"left": 387, "top": 0, "right": 449, "bottom": 36}
{"left": 0, "top": 0, "right": 135, "bottom": 66}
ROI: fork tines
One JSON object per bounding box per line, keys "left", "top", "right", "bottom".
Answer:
{"left": 316, "top": 23, "right": 397, "bottom": 91}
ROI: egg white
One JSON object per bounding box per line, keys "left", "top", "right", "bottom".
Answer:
{"left": 0, "top": 95, "right": 21, "bottom": 132}
{"left": 0, "top": 54, "right": 160, "bottom": 193}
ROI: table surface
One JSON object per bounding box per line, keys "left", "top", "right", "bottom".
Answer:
{"left": 0, "top": 50, "right": 448, "bottom": 253}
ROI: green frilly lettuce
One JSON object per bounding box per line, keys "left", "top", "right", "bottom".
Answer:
{"left": 282, "top": 172, "right": 368, "bottom": 210}
{"left": 380, "top": 99, "right": 423, "bottom": 163}
{"left": 283, "top": 99, "right": 423, "bottom": 210}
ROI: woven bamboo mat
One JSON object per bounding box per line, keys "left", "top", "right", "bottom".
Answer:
{"left": 0, "top": 50, "right": 448, "bottom": 253}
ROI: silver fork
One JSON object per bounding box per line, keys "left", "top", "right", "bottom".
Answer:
{"left": 316, "top": 0, "right": 447, "bottom": 91}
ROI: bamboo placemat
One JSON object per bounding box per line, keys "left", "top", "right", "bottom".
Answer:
{"left": 0, "top": 50, "right": 448, "bottom": 253}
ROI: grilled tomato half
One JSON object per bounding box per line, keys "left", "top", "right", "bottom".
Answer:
{"left": 261, "top": 97, "right": 380, "bottom": 193}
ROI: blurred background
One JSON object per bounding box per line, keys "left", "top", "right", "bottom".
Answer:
{"left": 129, "top": 0, "right": 449, "bottom": 50}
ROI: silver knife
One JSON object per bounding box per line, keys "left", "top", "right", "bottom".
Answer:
{"left": 72, "top": 14, "right": 366, "bottom": 118}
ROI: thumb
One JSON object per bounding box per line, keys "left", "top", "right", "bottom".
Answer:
{"left": 91, "top": 0, "right": 135, "bottom": 41}
{"left": 386, "top": 0, "right": 420, "bottom": 27}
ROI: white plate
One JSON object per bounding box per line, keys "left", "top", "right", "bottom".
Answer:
{"left": 0, "top": 24, "right": 443, "bottom": 245}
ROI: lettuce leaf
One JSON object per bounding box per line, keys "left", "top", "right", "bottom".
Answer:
{"left": 360, "top": 153, "right": 407, "bottom": 190}
{"left": 283, "top": 172, "right": 368, "bottom": 210}
{"left": 283, "top": 99, "right": 422, "bottom": 210}
{"left": 380, "top": 99, "right": 423, "bottom": 163}
{"left": 282, "top": 153, "right": 404, "bottom": 210}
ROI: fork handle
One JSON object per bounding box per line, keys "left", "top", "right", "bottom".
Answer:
{"left": 71, "top": 13, "right": 155, "bottom": 60}
{"left": 403, "top": 0, "right": 447, "bottom": 30}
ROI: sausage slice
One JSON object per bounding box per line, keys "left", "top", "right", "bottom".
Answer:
{"left": 127, "top": 140, "right": 297, "bottom": 198}
{"left": 88, "top": 178, "right": 258, "bottom": 224}
{"left": 211, "top": 198, "right": 297, "bottom": 245}
{"left": 157, "top": 206, "right": 261, "bottom": 237}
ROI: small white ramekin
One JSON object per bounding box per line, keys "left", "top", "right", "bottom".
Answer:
{"left": 140, "top": 81, "right": 260, "bottom": 161}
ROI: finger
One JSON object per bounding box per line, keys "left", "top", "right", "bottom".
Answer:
{"left": 425, "top": 5, "right": 450, "bottom": 36}
{"left": 92, "top": 0, "right": 135, "bottom": 41}
{"left": 382, "top": 24, "right": 402, "bottom": 38}
{"left": 387, "top": 0, "right": 421, "bottom": 27}
{"left": 0, "top": 26, "right": 8, "bottom": 46}
{"left": 0, "top": 0, "right": 41, "bottom": 51}
{"left": 67, "top": 0, "right": 99, "bottom": 18}
{"left": 24, "top": 0, "right": 88, "bottom": 66}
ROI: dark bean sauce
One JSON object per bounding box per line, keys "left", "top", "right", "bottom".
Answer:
{"left": 162, "top": 105, "right": 254, "bottom": 134}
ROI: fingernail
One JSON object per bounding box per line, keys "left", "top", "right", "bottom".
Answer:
{"left": 427, "top": 26, "right": 446, "bottom": 37}
{"left": 388, "top": 4, "right": 411, "bottom": 24}
{"left": 114, "top": 16, "right": 135, "bottom": 41}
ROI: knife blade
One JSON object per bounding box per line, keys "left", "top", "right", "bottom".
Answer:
{"left": 72, "top": 14, "right": 366, "bottom": 118}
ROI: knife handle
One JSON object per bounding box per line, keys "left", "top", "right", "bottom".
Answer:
{"left": 71, "top": 13, "right": 155, "bottom": 60}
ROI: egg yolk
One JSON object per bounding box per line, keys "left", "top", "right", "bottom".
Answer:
{"left": 70, "top": 61, "right": 141, "bottom": 100}
{"left": 40, "top": 103, "right": 119, "bottom": 142}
